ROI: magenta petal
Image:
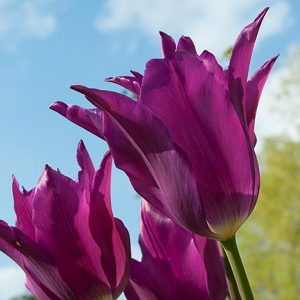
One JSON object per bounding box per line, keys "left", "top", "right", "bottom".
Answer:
{"left": 193, "top": 234, "right": 228, "bottom": 299}
{"left": 126, "top": 202, "right": 227, "bottom": 300}
{"left": 246, "top": 55, "right": 278, "bottom": 144}
{"left": 33, "top": 165, "right": 112, "bottom": 297}
{"left": 71, "top": 85, "right": 214, "bottom": 237}
{"left": 125, "top": 278, "right": 158, "bottom": 300}
{"left": 177, "top": 36, "right": 197, "bottom": 56}
{"left": 130, "top": 70, "right": 143, "bottom": 85}
{"left": 50, "top": 101, "right": 104, "bottom": 139}
{"left": 77, "top": 140, "right": 95, "bottom": 200}
{"left": 199, "top": 50, "right": 226, "bottom": 86}
{"left": 0, "top": 221, "right": 75, "bottom": 299}
{"left": 228, "top": 8, "right": 269, "bottom": 120}
{"left": 89, "top": 152, "right": 130, "bottom": 298}
{"left": 126, "top": 259, "right": 170, "bottom": 300}
{"left": 113, "top": 219, "right": 131, "bottom": 297}
{"left": 12, "top": 177, "right": 35, "bottom": 239}
{"left": 140, "top": 52, "right": 257, "bottom": 237}
{"left": 159, "top": 31, "right": 176, "bottom": 58}
{"left": 106, "top": 75, "right": 141, "bottom": 96}
{"left": 0, "top": 221, "right": 25, "bottom": 267}
{"left": 25, "top": 276, "right": 58, "bottom": 300}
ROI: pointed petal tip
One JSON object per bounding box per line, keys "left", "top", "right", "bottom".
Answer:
{"left": 177, "top": 35, "right": 197, "bottom": 55}
{"left": 77, "top": 139, "right": 89, "bottom": 160}
{"left": 263, "top": 54, "right": 279, "bottom": 69}
{"left": 268, "top": 54, "right": 280, "bottom": 66}
{"left": 77, "top": 139, "right": 85, "bottom": 149}
{"left": 44, "top": 164, "right": 52, "bottom": 174}
{"left": 179, "top": 34, "right": 188, "bottom": 40}
{"left": 12, "top": 175, "right": 20, "bottom": 192}
{"left": 159, "top": 31, "right": 176, "bottom": 58}
{"left": 105, "top": 77, "right": 115, "bottom": 83}
{"left": 49, "top": 101, "right": 68, "bottom": 115}
{"left": 130, "top": 70, "right": 141, "bottom": 77}
{"left": 44, "top": 164, "right": 59, "bottom": 179}
{"left": 254, "top": 7, "right": 269, "bottom": 25}
{"left": 36, "top": 165, "right": 52, "bottom": 190}
{"left": 70, "top": 85, "right": 86, "bottom": 93}
{"left": 261, "top": 7, "right": 270, "bottom": 15}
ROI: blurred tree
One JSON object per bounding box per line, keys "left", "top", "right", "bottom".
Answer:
{"left": 239, "top": 136, "right": 300, "bottom": 299}
{"left": 238, "top": 45, "right": 300, "bottom": 300}
{"left": 11, "top": 295, "right": 36, "bottom": 300}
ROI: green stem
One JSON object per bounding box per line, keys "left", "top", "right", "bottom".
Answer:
{"left": 221, "top": 246, "right": 241, "bottom": 300}
{"left": 221, "top": 236, "right": 254, "bottom": 300}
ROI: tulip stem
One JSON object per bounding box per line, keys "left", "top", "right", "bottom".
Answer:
{"left": 221, "top": 247, "right": 241, "bottom": 300}
{"left": 221, "top": 235, "right": 253, "bottom": 300}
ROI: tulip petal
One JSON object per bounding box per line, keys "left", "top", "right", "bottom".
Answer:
{"left": 159, "top": 31, "right": 176, "bottom": 58}
{"left": 0, "top": 221, "right": 75, "bottom": 299}
{"left": 140, "top": 52, "right": 257, "bottom": 237}
{"left": 127, "top": 202, "right": 227, "bottom": 300}
{"left": 125, "top": 278, "right": 158, "bottom": 300}
{"left": 77, "top": 140, "right": 95, "bottom": 201}
{"left": 193, "top": 234, "right": 228, "bottom": 299}
{"left": 246, "top": 55, "right": 278, "bottom": 144}
{"left": 50, "top": 101, "right": 104, "bottom": 139}
{"left": 199, "top": 50, "right": 226, "bottom": 86}
{"left": 228, "top": 8, "right": 269, "bottom": 120}
{"left": 13, "top": 177, "right": 35, "bottom": 239}
{"left": 106, "top": 76, "right": 141, "bottom": 97}
{"left": 32, "top": 165, "right": 111, "bottom": 297}
{"left": 113, "top": 219, "right": 131, "bottom": 298}
{"left": 127, "top": 258, "right": 173, "bottom": 299}
{"left": 130, "top": 70, "right": 143, "bottom": 85}
{"left": 89, "top": 151, "right": 129, "bottom": 297}
{"left": 71, "top": 85, "right": 214, "bottom": 237}
{"left": 25, "top": 272, "right": 61, "bottom": 300}
{"left": 177, "top": 36, "right": 197, "bottom": 56}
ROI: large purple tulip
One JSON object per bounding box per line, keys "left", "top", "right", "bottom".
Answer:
{"left": 0, "top": 141, "right": 130, "bottom": 299}
{"left": 125, "top": 201, "right": 227, "bottom": 300}
{"left": 51, "top": 8, "right": 277, "bottom": 241}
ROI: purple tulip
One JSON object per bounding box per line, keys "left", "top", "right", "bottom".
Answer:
{"left": 0, "top": 141, "right": 130, "bottom": 299}
{"left": 125, "top": 201, "right": 227, "bottom": 300}
{"left": 51, "top": 8, "right": 277, "bottom": 241}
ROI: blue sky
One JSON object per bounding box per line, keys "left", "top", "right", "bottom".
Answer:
{"left": 0, "top": 0, "right": 299, "bottom": 298}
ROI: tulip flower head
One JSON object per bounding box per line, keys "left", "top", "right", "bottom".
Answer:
{"left": 51, "top": 8, "right": 277, "bottom": 241}
{"left": 0, "top": 141, "right": 130, "bottom": 300}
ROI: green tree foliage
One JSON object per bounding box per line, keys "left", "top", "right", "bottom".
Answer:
{"left": 239, "top": 136, "right": 300, "bottom": 299}
{"left": 11, "top": 295, "right": 36, "bottom": 300}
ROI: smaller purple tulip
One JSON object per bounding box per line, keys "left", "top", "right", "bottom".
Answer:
{"left": 0, "top": 141, "right": 130, "bottom": 300}
{"left": 125, "top": 201, "right": 227, "bottom": 300}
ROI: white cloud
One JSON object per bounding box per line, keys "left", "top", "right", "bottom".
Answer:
{"left": 255, "top": 47, "right": 300, "bottom": 147}
{"left": 95, "top": 0, "right": 292, "bottom": 56}
{"left": 0, "top": 266, "right": 27, "bottom": 300}
{"left": 0, "top": 0, "right": 57, "bottom": 49}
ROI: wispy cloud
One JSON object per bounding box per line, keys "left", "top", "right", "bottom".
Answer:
{"left": 95, "top": 0, "right": 292, "bottom": 55}
{"left": 0, "top": 0, "right": 57, "bottom": 50}
{"left": 0, "top": 266, "right": 26, "bottom": 300}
